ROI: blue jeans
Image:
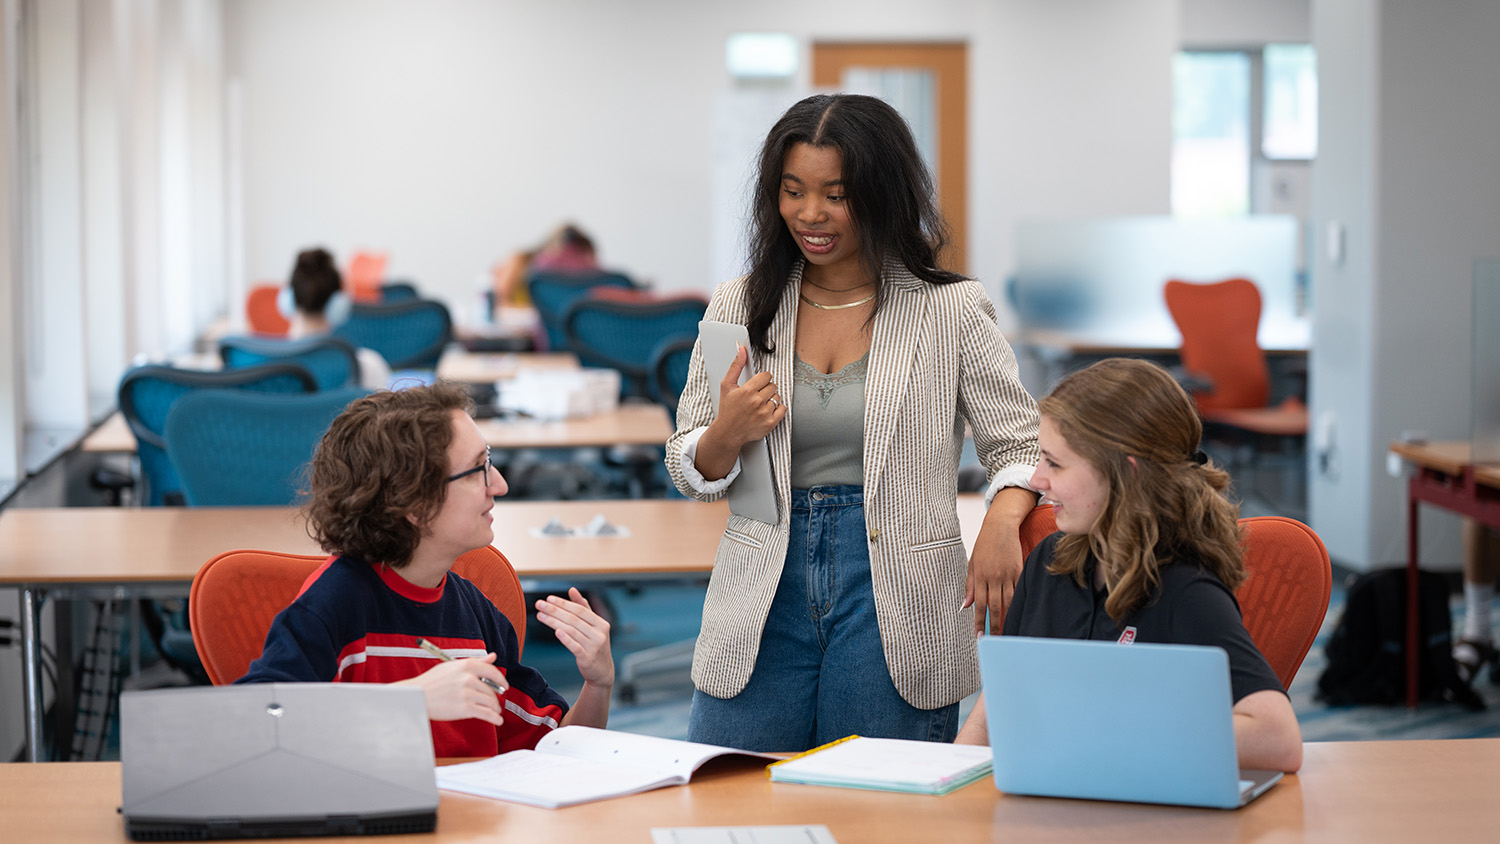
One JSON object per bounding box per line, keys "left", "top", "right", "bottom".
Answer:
{"left": 687, "top": 485, "right": 959, "bottom": 751}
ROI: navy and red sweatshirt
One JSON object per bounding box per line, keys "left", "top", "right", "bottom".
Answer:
{"left": 238, "top": 555, "right": 568, "bottom": 757}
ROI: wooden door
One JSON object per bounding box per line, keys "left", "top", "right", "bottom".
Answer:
{"left": 812, "top": 43, "right": 969, "bottom": 274}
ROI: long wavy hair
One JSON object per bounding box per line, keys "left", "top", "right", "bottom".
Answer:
{"left": 1042, "top": 358, "right": 1245, "bottom": 622}
{"left": 303, "top": 382, "right": 474, "bottom": 568}
{"left": 743, "top": 93, "right": 964, "bottom": 353}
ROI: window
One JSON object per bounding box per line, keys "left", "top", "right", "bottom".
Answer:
{"left": 1263, "top": 44, "right": 1318, "bottom": 160}
{"left": 1172, "top": 45, "right": 1318, "bottom": 218}
{"left": 1172, "top": 51, "right": 1250, "bottom": 218}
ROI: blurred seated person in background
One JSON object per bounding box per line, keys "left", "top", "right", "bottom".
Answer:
{"left": 286, "top": 246, "right": 391, "bottom": 389}
{"left": 954, "top": 358, "right": 1302, "bottom": 773}
{"left": 238, "top": 383, "right": 614, "bottom": 756}
{"left": 490, "top": 222, "right": 599, "bottom": 311}
{"left": 1455, "top": 519, "right": 1500, "bottom": 685}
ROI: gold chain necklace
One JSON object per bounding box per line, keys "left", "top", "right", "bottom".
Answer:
{"left": 803, "top": 276, "right": 873, "bottom": 293}
{"left": 800, "top": 292, "right": 875, "bottom": 311}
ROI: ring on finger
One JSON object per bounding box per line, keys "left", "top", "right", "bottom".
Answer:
{"left": 768, "top": 397, "right": 779, "bottom": 407}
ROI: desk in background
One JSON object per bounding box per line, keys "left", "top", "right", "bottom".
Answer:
{"left": 435, "top": 349, "right": 578, "bottom": 384}
{"left": 0, "top": 498, "right": 735, "bottom": 762}
{"left": 81, "top": 402, "right": 671, "bottom": 456}
{"left": 1388, "top": 440, "right": 1500, "bottom": 707}
{"left": 7, "top": 739, "right": 1500, "bottom": 842}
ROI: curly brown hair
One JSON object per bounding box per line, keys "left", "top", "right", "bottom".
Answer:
{"left": 1041, "top": 358, "right": 1245, "bottom": 623}
{"left": 303, "top": 382, "right": 475, "bottom": 568}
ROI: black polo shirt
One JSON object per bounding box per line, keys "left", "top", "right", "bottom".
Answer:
{"left": 1003, "top": 532, "right": 1285, "bottom": 703}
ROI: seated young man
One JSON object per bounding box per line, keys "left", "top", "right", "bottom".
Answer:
{"left": 239, "top": 383, "right": 612, "bottom": 756}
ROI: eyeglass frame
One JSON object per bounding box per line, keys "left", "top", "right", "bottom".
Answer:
{"left": 446, "top": 447, "right": 493, "bottom": 484}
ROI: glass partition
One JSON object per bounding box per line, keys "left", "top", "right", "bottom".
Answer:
{"left": 1010, "top": 215, "right": 1304, "bottom": 349}
{"left": 1472, "top": 259, "right": 1500, "bottom": 463}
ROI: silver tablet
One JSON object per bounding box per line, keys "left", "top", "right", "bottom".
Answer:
{"left": 697, "top": 320, "right": 779, "bottom": 524}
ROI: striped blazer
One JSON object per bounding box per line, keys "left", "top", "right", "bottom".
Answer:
{"left": 665, "top": 260, "right": 1041, "bottom": 709}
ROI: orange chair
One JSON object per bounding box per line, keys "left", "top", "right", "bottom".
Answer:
{"left": 346, "top": 251, "right": 388, "bottom": 303}
{"left": 1236, "top": 516, "right": 1332, "bottom": 688}
{"left": 1163, "top": 278, "right": 1308, "bottom": 436}
{"left": 189, "top": 545, "right": 526, "bottom": 685}
{"left": 1018, "top": 503, "right": 1058, "bottom": 556}
{"left": 1164, "top": 279, "right": 1308, "bottom": 506}
{"left": 245, "top": 284, "right": 290, "bottom": 336}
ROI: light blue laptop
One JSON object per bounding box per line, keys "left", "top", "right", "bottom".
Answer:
{"left": 978, "top": 636, "right": 1283, "bottom": 809}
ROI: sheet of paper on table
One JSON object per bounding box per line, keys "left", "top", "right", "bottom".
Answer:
{"left": 650, "top": 826, "right": 838, "bottom": 844}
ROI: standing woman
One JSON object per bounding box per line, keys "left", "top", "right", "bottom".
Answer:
{"left": 665, "top": 94, "right": 1041, "bottom": 751}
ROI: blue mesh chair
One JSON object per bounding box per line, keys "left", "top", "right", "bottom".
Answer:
{"left": 527, "top": 270, "right": 635, "bottom": 352}
{"left": 333, "top": 298, "right": 452, "bottom": 369}
{"left": 219, "top": 334, "right": 362, "bottom": 391}
{"left": 380, "top": 281, "right": 420, "bottom": 302}
{"left": 562, "top": 297, "right": 708, "bottom": 399}
{"left": 117, "top": 363, "right": 318, "bottom": 506}
{"left": 165, "top": 387, "right": 371, "bottom": 506}
{"left": 648, "top": 335, "right": 697, "bottom": 417}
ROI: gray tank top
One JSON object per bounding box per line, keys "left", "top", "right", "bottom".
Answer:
{"left": 789, "top": 354, "right": 867, "bottom": 489}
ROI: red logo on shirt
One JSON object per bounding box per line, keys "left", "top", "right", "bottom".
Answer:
{"left": 1118, "top": 627, "right": 1137, "bottom": 644}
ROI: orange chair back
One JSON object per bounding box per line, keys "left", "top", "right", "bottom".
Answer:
{"left": 1018, "top": 503, "right": 1058, "bottom": 557}
{"left": 1236, "top": 516, "right": 1332, "bottom": 688}
{"left": 1163, "top": 278, "right": 1269, "bottom": 411}
{"left": 246, "top": 284, "right": 290, "bottom": 336}
{"left": 190, "top": 545, "right": 526, "bottom": 685}
{"left": 346, "top": 251, "right": 388, "bottom": 303}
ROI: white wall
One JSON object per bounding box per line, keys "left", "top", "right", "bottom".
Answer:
{"left": 1182, "top": 0, "right": 1310, "bottom": 47}
{"left": 1310, "top": 0, "right": 1500, "bottom": 571}
{"left": 225, "top": 0, "right": 1176, "bottom": 324}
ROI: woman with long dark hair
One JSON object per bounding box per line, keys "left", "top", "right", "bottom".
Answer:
{"left": 665, "top": 93, "right": 1041, "bottom": 751}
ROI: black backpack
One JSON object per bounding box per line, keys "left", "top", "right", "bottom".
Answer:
{"left": 1316, "top": 568, "right": 1483, "bottom": 710}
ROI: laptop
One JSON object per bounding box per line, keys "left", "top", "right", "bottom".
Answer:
{"left": 978, "top": 636, "right": 1283, "bottom": 809}
{"left": 697, "top": 320, "right": 778, "bottom": 524}
{"left": 120, "top": 683, "right": 440, "bottom": 840}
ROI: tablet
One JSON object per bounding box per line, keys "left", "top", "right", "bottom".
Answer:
{"left": 697, "top": 321, "right": 779, "bottom": 524}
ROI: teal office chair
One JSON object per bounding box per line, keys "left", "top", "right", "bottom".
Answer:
{"left": 648, "top": 335, "right": 697, "bottom": 418}
{"left": 562, "top": 297, "right": 708, "bottom": 399}
{"left": 527, "top": 270, "right": 635, "bottom": 352}
{"left": 333, "top": 298, "right": 452, "bottom": 369}
{"left": 116, "top": 362, "right": 318, "bottom": 506}
{"left": 219, "top": 334, "right": 362, "bottom": 391}
{"left": 164, "top": 386, "right": 371, "bottom": 506}
{"left": 379, "top": 280, "right": 420, "bottom": 302}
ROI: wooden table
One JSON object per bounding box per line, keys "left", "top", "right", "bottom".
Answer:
{"left": 81, "top": 402, "right": 672, "bottom": 455}
{"left": 7, "top": 739, "right": 1499, "bottom": 842}
{"left": 0, "top": 498, "right": 732, "bottom": 762}
{"left": 474, "top": 403, "right": 673, "bottom": 449}
{"left": 1, "top": 494, "right": 993, "bottom": 763}
{"left": 436, "top": 349, "right": 578, "bottom": 384}
{"left": 1388, "top": 440, "right": 1500, "bottom": 706}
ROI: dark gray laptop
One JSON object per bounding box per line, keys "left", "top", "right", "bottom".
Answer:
{"left": 120, "top": 683, "right": 439, "bottom": 840}
{"left": 978, "top": 636, "right": 1283, "bottom": 809}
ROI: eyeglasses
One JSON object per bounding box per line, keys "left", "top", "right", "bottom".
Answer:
{"left": 446, "top": 448, "right": 493, "bottom": 485}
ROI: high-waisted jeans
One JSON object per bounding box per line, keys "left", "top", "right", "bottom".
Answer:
{"left": 687, "top": 485, "right": 959, "bottom": 751}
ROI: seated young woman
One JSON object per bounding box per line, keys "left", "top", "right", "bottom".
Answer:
{"left": 238, "top": 383, "right": 613, "bottom": 757}
{"left": 954, "top": 358, "right": 1302, "bottom": 773}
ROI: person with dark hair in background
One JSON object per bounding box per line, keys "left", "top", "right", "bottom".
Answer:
{"left": 285, "top": 247, "right": 391, "bottom": 389}
{"left": 665, "top": 93, "right": 1041, "bottom": 751}
{"left": 954, "top": 358, "right": 1302, "bottom": 774}
{"left": 238, "top": 383, "right": 613, "bottom": 757}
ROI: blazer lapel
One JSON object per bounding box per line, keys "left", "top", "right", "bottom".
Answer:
{"left": 760, "top": 266, "right": 802, "bottom": 523}
{"left": 863, "top": 266, "right": 926, "bottom": 503}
